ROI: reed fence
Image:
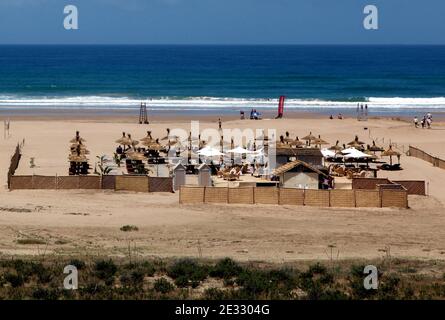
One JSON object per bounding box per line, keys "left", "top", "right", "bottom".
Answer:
{"left": 179, "top": 186, "right": 409, "bottom": 208}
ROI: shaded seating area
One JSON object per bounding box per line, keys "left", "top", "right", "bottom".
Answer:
{"left": 68, "top": 131, "right": 91, "bottom": 175}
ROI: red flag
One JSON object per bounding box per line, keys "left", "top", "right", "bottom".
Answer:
{"left": 277, "top": 96, "right": 285, "bottom": 118}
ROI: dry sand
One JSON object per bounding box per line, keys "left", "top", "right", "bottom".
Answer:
{"left": 1, "top": 115, "right": 445, "bottom": 262}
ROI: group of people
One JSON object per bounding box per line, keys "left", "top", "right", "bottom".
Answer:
{"left": 329, "top": 114, "right": 344, "bottom": 120}
{"left": 413, "top": 113, "right": 433, "bottom": 129}
{"left": 240, "top": 109, "right": 262, "bottom": 120}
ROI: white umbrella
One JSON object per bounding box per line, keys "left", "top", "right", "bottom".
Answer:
{"left": 321, "top": 148, "right": 337, "bottom": 158}
{"left": 198, "top": 146, "right": 225, "bottom": 157}
{"left": 343, "top": 149, "right": 373, "bottom": 159}
{"left": 226, "top": 146, "right": 254, "bottom": 154}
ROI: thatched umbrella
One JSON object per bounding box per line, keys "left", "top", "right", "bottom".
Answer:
{"left": 70, "top": 131, "right": 86, "bottom": 143}
{"left": 329, "top": 140, "right": 343, "bottom": 152}
{"left": 348, "top": 140, "right": 363, "bottom": 149}
{"left": 115, "top": 132, "right": 130, "bottom": 145}
{"left": 277, "top": 135, "right": 291, "bottom": 148}
{"left": 127, "top": 152, "right": 148, "bottom": 161}
{"left": 313, "top": 135, "right": 329, "bottom": 147}
{"left": 302, "top": 132, "right": 317, "bottom": 146}
{"left": 146, "top": 139, "right": 165, "bottom": 152}
{"left": 289, "top": 136, "right": 304, "bottom": 147}
{"left": 68, "top": 154, "right": 88, "bottom": 162}
{"left": 127, "top": 134, "right": 139, "bottom": 147}
{"left": 161, "top": 128, "right": 171, "bottom": 141}
{"left": 283, "top": 131, "right": 294, "bottom": 143}
{"left": 347, "top": 135, "right": 365, "bottom": 146}
{"left": 140, "top": 131, "right": 154, "bottom": 144}
{"left": 367, "top": 141, "right": 384, "bottom": 153}
{"left": 381, "top": 145, "right": 401, "bottom": 165}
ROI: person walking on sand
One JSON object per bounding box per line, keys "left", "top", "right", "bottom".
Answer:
{"left": 427, "top": 117, "right": 432, "bottom": 129}
{"left": 218, "top": 118, "right": 222, "bottom": 131}
{"left": 413, "top": 116, "right": 419, "bottom": 128}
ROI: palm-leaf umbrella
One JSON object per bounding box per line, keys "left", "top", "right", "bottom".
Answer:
{"left": 283, "top": 131, "right": 294, "bottom": 143}
{"left": 115, "top": 132, "right": 131, "bottom": 145}
{"left": 313, "top": 135, "right": 329, "bottom": 147}
{"left": 289, "top": 136, "right": 304, "bottom": 147}
{"left": 302, "top": 132, "right": 317, "bottom": 146}
{"left": 367, "top": 140, "right": 384, "bottom": 153}
{"left": 161, "top": 128, "right": 171, "bottom": 141}
{"left": 127, "top": 152, "right": 148, "bottom": 161}
{"left": 140, "top": 131, "right": 154, "bottom": 144}
{"left": 347, "top": 135, "right": 365, "bottom": 146}
{"left": 381, "top": 145, "right": 401, "bottom": 165}
{"left": 329, "top": 140, "right": 343, "bottom": 152}
{"left": 69, "top": 131, "right": 86, "bottom": 143}
{"left": 68, "top": 154, "right": 88, "bottom": 162}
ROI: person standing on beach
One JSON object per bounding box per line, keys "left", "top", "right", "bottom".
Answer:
{"left": 413, "top": 116, "right": 419, "bottom": 128}
{"left": 218, "top": 118, "right": 222, "bottom": 131}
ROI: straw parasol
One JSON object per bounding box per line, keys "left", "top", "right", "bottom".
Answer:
{"left": 161, "top": 128, "right": 171, "bottom": 141}
{"left": 302, "top": 132, "right": 317, "bottom": 142}
{"left": 347, "top": 135, "right": 365, "bottom": 146}
{"left": 289, "top": 136, "right": 304, "bottom": 147}
{"left": 145, "top": 139, "right": 165, "bottom": 152}
{"left": 302, "top": 132, "right": 317, "bottom": 146}
{"left": 126, "top": 152, "right": 148, "bottom": 161}
{"left": 276, "top": 135, "right": 290, "bottom": 148}
{"left": 115, "top": 132, "right": 129, "bottom": 145}
{"left": 313, "top": 135, "right": 329, "bottom": 147}
{"left": 140, "top": 131, "right": 155, "bottom": 144}
{"left": 70, "top": 131, "right": 86, "bottom": 143}
{"left": 68, "top": 154, "right": 88, "bottom": 162}
{"left": 283, "top": 131, "right": 294, "bottom": 143}
{"left": 367, "top": 140, "right": 384, "bottom": 153}
{"left": 329, "top": 140, "right": 343, "bottom": 152}
{"left": 381, "top": 145, "right": 401, "bottom": 165}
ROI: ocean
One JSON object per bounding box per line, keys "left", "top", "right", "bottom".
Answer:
{"left": 0, "top": 45, "right": 445, "bottom": 116}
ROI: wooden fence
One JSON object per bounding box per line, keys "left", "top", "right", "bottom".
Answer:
{"left": 409, "top": 146, "right": 445, "bottom": 170}
{"left": 352, "top": 178, "right": 425, "bottom": 196}
{"left": 7, "top": 144, "right": 21, "bottom": 188}
{"left": 179, "top": 186, "right": 409, "bottom": 208}
{"left": 9, "top": 175, "right": 173, "bottom": 193}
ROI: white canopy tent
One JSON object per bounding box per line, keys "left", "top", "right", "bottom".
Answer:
{"left": 197, "top": 146, "right": 225, "bottom": 157}
{"left": 226, "top": 146, "right": 254, "bottom": 154}
{"left": 342, "top": 148, "right": 373, "bottom": 159}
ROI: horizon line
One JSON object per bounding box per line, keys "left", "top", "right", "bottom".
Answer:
{"left": 1, "top": 43, "right": 445, "bottom": 46}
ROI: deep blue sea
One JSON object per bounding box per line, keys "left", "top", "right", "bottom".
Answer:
{"left": 0, "top": 45, "right": 445, "bottom": 116}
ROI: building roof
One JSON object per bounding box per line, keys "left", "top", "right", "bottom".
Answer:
{"left": 275, "top": 148, "right": 323, "bottom": 157}
{"left": 273, "top": 160, "right": 328, "bottom": 177}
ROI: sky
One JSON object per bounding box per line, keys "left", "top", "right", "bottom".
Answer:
{"left": 0, "top": 0, "right": 443, "bottom": 45}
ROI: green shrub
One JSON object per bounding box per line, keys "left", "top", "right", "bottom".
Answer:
{"left": 378, "top": 275, "right": 401, "bottom": 300}
{"left": 154, "top": 278, "right": 175, "bottom": 294}
{"left": 210, "top": 258, "right": 243, "bottom": 279}
{"left": 4, "top": 273, "right": 25, "bottom": 288}
{"left": 204, "top": 288, "right": 226, "bottom": 300}
{"left": 120, "top": 269, "right": 145, "bottom": 287}
{"left": 94, "top": 259, "right": 117, "bottom": 282}
{"left": 120, "top": 225, "right": 139, "bottom": 232}
{"left": 32, "top": 288, "right": 60, "bottom": 300}
{"left": 167, "top": 259, "right": 209, "bottom": 288}
{"left": 348, "top": 264, "right": 378, "bottom": 300}
{"left": 69, "top": 259, "right": 86, "bottom": 270}
{"left": 298, "top": 263, "right": 337, "bottom": 300}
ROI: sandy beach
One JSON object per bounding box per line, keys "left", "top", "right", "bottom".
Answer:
{"left": 1, "top": 114, "right": 445, "bottom": 262}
